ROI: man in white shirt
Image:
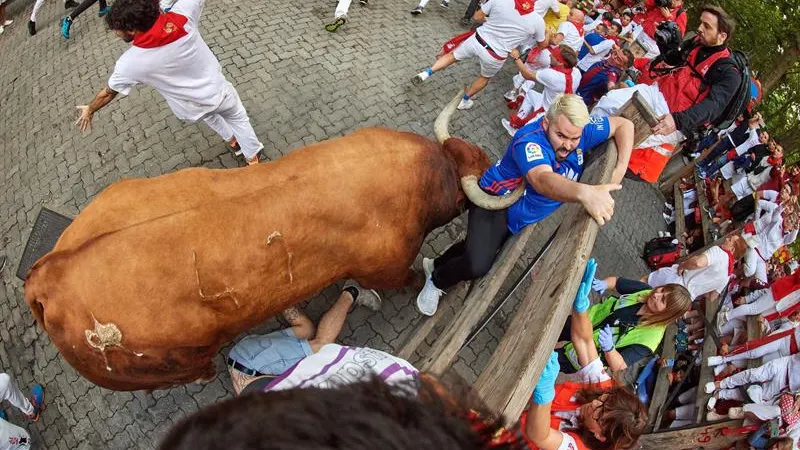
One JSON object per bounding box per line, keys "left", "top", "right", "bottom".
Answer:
{"left": 412, "top": 0, "right": 546, "bottom": 110}
{"left": 551, "top": 8, "right": 585, "bottom": 52}
{"left": 501, "top": 44, "right": 581, "bottom": 135}
{"left": 576, "top": 23, "right": 620, "bottom": 73}
{"left": 74, "top": 0, "right": 264, "bottom": 165}
{"left": 647, "top": 234, "right": 747, "bottom": 300}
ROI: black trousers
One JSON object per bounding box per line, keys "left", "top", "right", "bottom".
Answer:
{"left": 731, "top": 195, "right": 756, "bottom": 222}
{"left": 461, "top": 0, "right": 480, "bottom": 21}
{"left": 431, "top": 205, "right": 509, "bottom": 290}
{"left": 69, "top": 0, "right": 107, "bottom": 20}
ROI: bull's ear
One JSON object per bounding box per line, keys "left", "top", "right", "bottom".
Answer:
{"left": 442, "top": 138, "right": 490, "bottom": 178}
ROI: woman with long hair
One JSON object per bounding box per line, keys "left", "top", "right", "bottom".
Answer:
{"left": 557, "top": 272, "right": 691, "bottom": 373}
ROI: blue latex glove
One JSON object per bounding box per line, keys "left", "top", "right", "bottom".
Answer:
{"left": 591, "top": 278, "right": 608, "bottom": 294}
{"left": 573, "top": 258, "right": 597, "bottom": 313}
{"left": 598, "top": 324, "right": 615, "bottom": 352}
{"left": 532, "top": 352, "right": 560, "bottom": 405}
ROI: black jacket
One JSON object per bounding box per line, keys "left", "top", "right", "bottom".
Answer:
{"left": 672, "top": 44, "right": 741, "bottom": 137}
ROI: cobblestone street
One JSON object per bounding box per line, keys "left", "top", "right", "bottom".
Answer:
{"left": 0, "top": 0, "right": 668, "bottom": 447}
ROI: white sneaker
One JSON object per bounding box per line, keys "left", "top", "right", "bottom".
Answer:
{"left": 706, "top": 396, "right": 717, "bottom": 411}
{"left": 747, "top": 385, "right": 763, "bottom": 404}
{"left": 412, "top": 71, "right": 430, "bottom": 85}
{"left": 457, "top": 97, "right": 474, "bottom": 110}
{"left": 707, "top": 355, "right": 724, "bottom": 366}
{"left": 3, "top": 20, "right": 12, "bottom": 26}
{"left": 416, "top": 278, "right": 444, "bottom": 316}
{"left": 727, "top": 407, "right": 744, "bottom": 419}
{"left": 716, "top": 305, "right": 731, "bottom": 333}
{"left": 713, "top": 364, "right": 728, "bottom": 376}
{"left": 0, "top": 26, "right": 4, "bottom": 35}
{"left": 501, "top": 118, "right": 517, "bottom": 137}
{"left": 422, "top": 257, "right": 434, "bottom": 279}
{"left": 704, "top": 381, "right": 716, "bottom": 394}
{"left": 503, "top": 89, "right": 518, "bottom": 102}
{"left": 706, "top": 410, "right": 726, "bottom": 421}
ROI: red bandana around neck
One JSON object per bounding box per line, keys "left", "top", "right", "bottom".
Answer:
{"left": 515, "top": 0, "right": 535, "bottom": 15}
{"left": 132, "top": 12, "right": 189, "bottom": 48}
{"left": 721, "top": 247, "right": 736, "bottom": 276}
{"left": 571, "top": 20, "right": 585, "bottom": 36}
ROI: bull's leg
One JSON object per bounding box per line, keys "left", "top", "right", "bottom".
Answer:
{"left": 192, "top": 361, "right": 217, "bottom": 384}
{"left": 353, "top": 266, "right": 417, "bottom": 290}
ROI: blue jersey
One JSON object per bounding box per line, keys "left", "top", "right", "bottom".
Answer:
{"left": 479, "top": 116, "right": 611, "bottom": 234}
{"left": 578, "top": 32, "right": 606, "bottom": 60}
{"left": 577, "top": 61, "right": 621, "bottom": 105}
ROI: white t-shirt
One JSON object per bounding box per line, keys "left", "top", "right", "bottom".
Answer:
{"left": 533, "top": 0, "right": 560, "bottom": 17}
{"left": 556, "top": 20, "right": 583, "bottom": 52}
{"left": 681, "top": 246, "right": 731, "bottom": 299}
{"left": 577, "top": 38, "right": 615, "bottom": 71}
{"left": 265, "top": 344, "right": 418, "bottom": 391}
{"left": 536, "top": 67, "right": 582, "bottom": 109}
{"left": 107, "top": 0, "right": 229, "bottom": 122}
{"left": 553, "top": 358, "right": 611, "bottom": 450}
{"left": 477, "top": 0, "right": 546, "bottom": 57}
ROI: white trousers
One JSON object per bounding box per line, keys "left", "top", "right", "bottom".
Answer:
{"left": 0, "top": 374, "right": 33, "bottom": 416}
{"left": 592, "top": 83, "right": 685, "bottom": 149}
{"left": 201, "top": 83, "right": 263, "bottom": 160}
{"left": 726, "top": 289, "right": 775, "bottom": 321}
{"left": 0, "top": 374, "right": 33, "bottom": 450}
{"left": 334, "top": 0, "right": 352, "bottom": 18}
{"left": 30, "top": 0, "right": 68, "bottom": 23}
{"left": 721, "top": 335, "right": 792, "bottom": 365}
{"left": 717, "top": 355, "right": 790, "bottom": 403}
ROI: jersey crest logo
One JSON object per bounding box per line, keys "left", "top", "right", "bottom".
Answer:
{"left": 525, "top": 143, "right": 544, "bottom": 162}
{"left": 576, "top": 148, "right": 583, "bottom": 165}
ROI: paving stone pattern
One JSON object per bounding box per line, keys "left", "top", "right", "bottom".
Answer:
{"left": 0, "top": 0, "right": 668, "bottom": 447}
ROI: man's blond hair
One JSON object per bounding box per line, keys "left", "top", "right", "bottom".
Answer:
{"left": 545, "top": 94, "right": 590, "bottom": 128}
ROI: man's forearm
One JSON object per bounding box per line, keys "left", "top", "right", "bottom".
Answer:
{"left": 515, "top": 59, "right": 537, "bottom": 80}
{"left": 88, "top": 86, "right": 118, "bottom": 114}
{"left": 611, "top": 119, "right": 634, "bottom": 183}
{"left": 529, "top": 171, "right": 588, "bottom": 203}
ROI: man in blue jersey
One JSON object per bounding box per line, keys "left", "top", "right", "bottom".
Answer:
{"left": 576, "top": 47, "right": 634, "bottom": 106}
{"left": 416, "top": 94, "right": 634, "bottom": 316}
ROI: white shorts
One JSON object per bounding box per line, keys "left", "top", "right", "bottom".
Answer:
{"left": 731, "top": 176, "right": 753, "bottom": 200}
{"left": 453, "top": 35, "right": 506, "bottom": 78}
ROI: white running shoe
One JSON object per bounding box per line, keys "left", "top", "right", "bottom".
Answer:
{"left": 704, "top": 381, "right": 717, "bottom": 394}
{"left": 412, "top": 71, "right": 430, "bottom": 85}
{"left": 3, "top": 20, "right": 12, "bottom": 26}
{"left": 706, "top": 396, "right": 717, "bottom": 411}
{"left": 706, "top": 410, "right": 726, "bottom": 421}
{"left": 503, "top": 89, "right": 518, "bottom": 102}
{"left": 457, "top": 98, "right": 474, "bottom": 110}
{"left": 747, "top": 385, "right": 764, "bottom": 404}
{"left": 727, "top": 407, "right": 744, "bottom": 419}
{"left": 707, "top": 355, "right": 724, "bottom": 366}
{"left": 713, "top": 364, "right": 728, "bottom": 376}
{"left": 422, "top": 257, "right": 434, "bottom": 279}
{"left": 410, "top": 5, "right": 424, "bottom": 14}
{"left": 501, "top": 118, "right": 517, "bottom": 137}
{"left": 416, "top": 277, "right": 444, "bottom": 316}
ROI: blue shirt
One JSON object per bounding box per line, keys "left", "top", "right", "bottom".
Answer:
{"left": 577, "top": 61, "right": 622, "bottom": 106}
{"left": 479, "top": 116, "right": 611, "bottom": 234}
{"left": 578, "top": 32, "right": 606, "bottom": 60}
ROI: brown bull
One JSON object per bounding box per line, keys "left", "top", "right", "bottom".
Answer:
{"left": 24, "top": 95, "right": 524, "bottom": 390}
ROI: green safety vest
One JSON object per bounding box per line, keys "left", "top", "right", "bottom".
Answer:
{"left": 563, "top": 290, "right": 667, "bottom": 370}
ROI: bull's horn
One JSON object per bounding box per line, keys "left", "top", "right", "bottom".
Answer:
{"left": 460, "top": 175, "right": 525, "bottom": 210}
{"left": 434, "top": 92, "right": 464, "bottom": 143}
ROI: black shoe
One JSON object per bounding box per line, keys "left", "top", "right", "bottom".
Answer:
{"left": 64, "top": 0, "right": 78, "bottom": 8}
{"left": 359, "top": 0, "right": 368, "bottom": 5}
{"left": 28, "top": 20, "right": 36, "bottom": 35}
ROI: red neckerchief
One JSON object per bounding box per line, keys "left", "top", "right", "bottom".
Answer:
{"left": 571, "top": 20, "right": 585, "bottom": 37}
{"left": 549, "top": 47, "right": 575, "bottom": 93}
{"left": 721, "top": 247, "right": 736, "bottom": 276}
{"left": 515, "top": 0, "right": 535, "bottom": 15}
{"left": 132, "top": 12, "right": 189, "bottom": 48}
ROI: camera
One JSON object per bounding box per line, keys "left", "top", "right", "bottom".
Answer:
{"left": 654, "top": 21, "right": 685, "bottom": 66}
{"left": 654, "top": 0, "right": 672, "bottom": 7}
